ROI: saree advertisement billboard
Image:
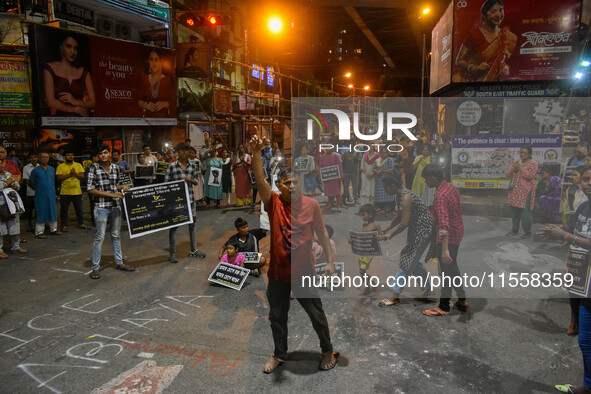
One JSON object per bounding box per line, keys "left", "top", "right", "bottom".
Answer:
{"left": 452, "top": 0, "right": 580, "bottom": 83}
{"left": 451, "top": 134, "right": 562, "bottom": 189}
{"left": 29, "top": 24, "right": 177, "bottom": 127}
{"left": 430, "top": 2, "right": 453, "bottom": 94}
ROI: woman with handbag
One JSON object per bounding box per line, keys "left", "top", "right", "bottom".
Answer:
{"left": 0, "top": 158, "right": 27, "bottom": 258}
{"left": 506, "top": 146, "right": 538, "bottom": 238}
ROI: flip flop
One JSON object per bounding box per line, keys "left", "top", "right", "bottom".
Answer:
{"left": 379, "top": 298, "right": 399, "bottom": 307}
{"left": 80, "top": 224, "right": 89, "bottom": 230}
{"left": 116, "top": 264, "right": 136, "bottom": 272}
{"left": 90, "top": 270, "right": 101, "bottom": 279}
{"left": 263, "top": 356, "right": 285, "bottom": 374}
{"left": 35, "top": 234, "right": 46, "bottom": 239}
{"left": 554, "top": 384, "right": 574, "bottom": 393}
{"left": 423, "top": 308, "right": 450, "bottom": 316}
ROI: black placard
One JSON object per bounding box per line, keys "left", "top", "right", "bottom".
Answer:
{"left": 314, "top": 262, "right": 345, "bottom": 291}
{"left": 123, "top": 180, "right": 193, "bottom": 239}
{"left": 320, "top": 164, "right": 340, "bottom": 182}
{"left": 135, "top": 165, "right": 154, "bottom": 179}
{"left": 566, "top": 249, "right": 591, "bottom": 297}
{"left": 208, "top": 262, "right": 250, "bottom": 290}
{"left": 119, "top": 173, "right": 133, "bottom": 187}
{"left": 155, "top": 161, "right": 171, "bottom": 176}
{"left": 349, "top": 230, "right": 382, "bottom": 257}
{"left": 242, "top": 252, "right": 261, "bottom": 265}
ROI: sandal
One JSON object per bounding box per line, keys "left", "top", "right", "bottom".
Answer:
{"left": 116, "top": 264, "right": 136, "bottom": 272}
{"left": 454, "top": 300, "right": 469, "bottom": 312}
{"left": 263, "top": 356, "right": 285, "bottom": 374}
{"left": 319, "top": 351, "right": 339, "bottom": 371}
{"left": 423, "top": 308, "right": 450, "bottom": 316}
{"left": 61, "top": 226, "right": 69, "bottom": 232}
{"left": 80, "top": 224, "right": 89, "bottom": 230}
{"left": 567, "top": 328, "right": 579, "bottom": 337}
{"left": 51, "top": 231, "right": 63, "bottom": 236}
{"left": 189, "top": 249, "right": 206, "bottom": 258}
{"left": 0, "top": 252, "right": 8, "bottom": 259}
{"left": 35, "top": 234, "right": 46, "bottom": 239}
{"left": 12, "top": 248, "right": 28, "bottom": 254}
{"left": 379, "top": 298, "right": 399, "bottom": 307}
{"left": 90, "top": 270, "right": 101, "bottom": 279}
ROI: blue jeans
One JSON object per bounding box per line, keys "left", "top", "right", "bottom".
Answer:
{"left": 391, "top": 233, "right": 431, "bottom": 295}
{"left": 92, "top": 206, "right": 122, "bottom": 271}
{"left": 579, "top": 303, "right": 591, "bottom": 387}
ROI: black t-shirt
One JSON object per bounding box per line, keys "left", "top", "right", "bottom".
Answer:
{"left": 226, "top": 229, "right": 267, "bottom": 253}
{"left": 567, "top": 201, "right": 591, "bottom": 247}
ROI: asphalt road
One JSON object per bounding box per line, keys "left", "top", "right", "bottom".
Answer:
{"left": 0, "top": 201, "right": 582, "bottom": 393}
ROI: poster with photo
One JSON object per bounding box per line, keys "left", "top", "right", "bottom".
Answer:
{"left": 452, "top": 0, "right": 580, "bottom": 83}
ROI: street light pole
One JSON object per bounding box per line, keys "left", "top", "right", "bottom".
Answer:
{"left": 420, "top": 32, "right": 426, "bottom": 123}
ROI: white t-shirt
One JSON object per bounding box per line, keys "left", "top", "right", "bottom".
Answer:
{"left": 22, "top": 163, "right": 38, "bottom": 196}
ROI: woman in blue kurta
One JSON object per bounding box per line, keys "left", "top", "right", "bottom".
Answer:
{"left": 30, "top": 153, "right": 61, "bottom": 238}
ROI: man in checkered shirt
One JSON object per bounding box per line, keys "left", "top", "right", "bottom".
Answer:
{"left": 422, "top": 163, "right": 468, "bottom": 316}
{"left": 86, "top": 144, "right": 135, "bottom": 280}
{"left": 164, "top": 142, "right": 206, "bottom": 264}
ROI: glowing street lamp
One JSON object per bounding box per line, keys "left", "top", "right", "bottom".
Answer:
{"left": 267, "top": 16, "right": 284, "bottom": 35}
{"left": 331, "top": 72, "right": 352, "bottom": 92}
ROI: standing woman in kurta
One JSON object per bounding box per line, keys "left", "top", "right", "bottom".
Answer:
{"left": 359, "top": 146, "right": 380, "bottom": 205}
{"left": 220, "top": 149, "right": 232, "bottom": 206}
{"left": 206, "top": 148, "right": 223, "bottom": 206}
{"left": 506, "top": 146, "right": 538, "bottom": 238}
{"left": 319, "top": 147, "right": 343, "bottom": 212}
{"left": 232, "top": 145, "right": 252, "bottom": 206}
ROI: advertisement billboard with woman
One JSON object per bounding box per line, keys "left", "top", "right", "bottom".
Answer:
{"left": 29, "top": 24, "right": 177, "bottom": 126}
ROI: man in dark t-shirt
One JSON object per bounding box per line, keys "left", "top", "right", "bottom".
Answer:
{"left": 218, "top": 217, "right": 267, "bottom": 275}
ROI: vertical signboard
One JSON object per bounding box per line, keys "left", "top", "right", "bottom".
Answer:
{"left": 430, "top": 2, "right": 453, "bottom": 94}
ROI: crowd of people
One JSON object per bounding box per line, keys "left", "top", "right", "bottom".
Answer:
{"left": 3, "top": 133, "right": 591, "bottom": 389}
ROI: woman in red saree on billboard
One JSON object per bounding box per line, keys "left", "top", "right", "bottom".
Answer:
{"left": 43, "top": 34, "right": 96, "bottom": 117}
{"left": 138, "top": 50, "right": 175, "bottom": 118}
{"left": 453, "top": 0, "right": 517, "bottom": 82}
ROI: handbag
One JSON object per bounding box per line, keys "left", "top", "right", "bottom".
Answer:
{"left": 304, "top": 173, "right": 318, "bottom": 190}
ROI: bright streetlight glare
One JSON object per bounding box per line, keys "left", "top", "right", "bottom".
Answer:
{"left": 345, "top": 72, "right": 351, "bottom": 78}
{"left": 268, "top": 16, "right": 284, "bottom": 34}
{"left": 364, "top": 85, "right": 370, "bottom": 90}
{"left": 582, "top": 60, "right": 590, "bottom": 67}
{"left": 422, "top": 8, "right": 430, "bottom": 15}
{"left": 348, "top": 84, "right": 353, "bottom": 88}
{"left": 575, "top": 72, "right": 583, "bottom": 79}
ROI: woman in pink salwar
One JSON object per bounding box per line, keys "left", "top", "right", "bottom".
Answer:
{"left": 319, "top": 148, "right": 343, "bottom": 211}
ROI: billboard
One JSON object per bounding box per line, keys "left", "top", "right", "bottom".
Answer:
{"left": 451, "top": 134, "right": 562, "bottom": 188}
{"left": 430, "top": 2, "right": 453, "bottom": 94}
{"left": 452, "top": 0, "right": 580, "bottom": 83}
{"left": 0, "top": 55, "right": 32, "bottom": 111}
{"left": 29, "top": 24, "right": 177, "bottom": 127}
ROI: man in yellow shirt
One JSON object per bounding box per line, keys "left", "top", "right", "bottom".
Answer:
{"left": 56, "top": 149, "right": 88, "bottom": 232}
